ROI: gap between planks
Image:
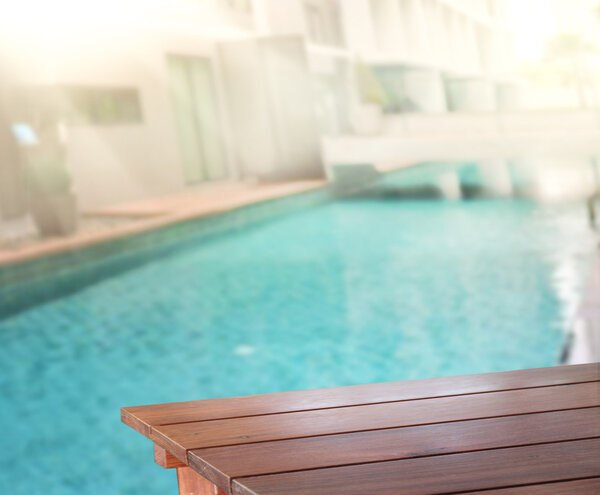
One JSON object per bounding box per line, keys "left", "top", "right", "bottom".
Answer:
{"left": 226, "top": 437, "right": 600, "bottom": 488}
{"left": 121, "top": 364, "right": 600, "bottom": 436}
{"left": 151, "top": 381, "right": 600, "bottom": 460}
{"left": 187, "top": 407, "right": 600, "bottom": 491}
{"left": 448, "top": 476, "right": 600, "bottom": 494}
{"left": 229, "top": 438, "right": 600, "bottom": 495}
{"left": 143, "top": 378, "right": 600, "bottom": 430}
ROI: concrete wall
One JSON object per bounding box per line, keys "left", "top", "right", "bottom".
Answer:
{"left": 220, "top": 36, "right": 323, "bottom": 180}
{"left": 501, "top": 111, "right": 600, "bottom": 133}
{"left": 382, "top": 110, "right": 600, "bottom": 136}
{"left": 402, "top": 69, "right": 448, "bottom": 112}
{"left": 384, "top": 113, "right": 498, "bottom": 135}
{"left": 445, "top": 78, "right": 496, "bottom": 111}
{"left": 255, "top": 0, "right": 307, "bottom": 37}
{"left": 339, "top": 0, "right": 377, "bottom": 56}
{"left": 219, "top": 39, "right": 279, "bottom": 178}
{"left": 324, "top": 132, "right": 600, "bottom": 167}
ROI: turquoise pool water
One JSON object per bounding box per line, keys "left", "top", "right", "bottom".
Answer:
{"left": 0, "top": 197, "right": 595, "bottom": 494}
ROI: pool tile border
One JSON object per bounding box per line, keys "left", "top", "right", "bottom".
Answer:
{"left": 0, "top": 187, "right": 333, "bottom": 319}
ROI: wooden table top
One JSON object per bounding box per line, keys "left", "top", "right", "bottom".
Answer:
{"left": 122, "top": 363, "right": 600, "bottom": 495}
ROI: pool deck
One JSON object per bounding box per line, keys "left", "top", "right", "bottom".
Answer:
{"left": 0, "top": 180, "right": 326, "bottom": 268}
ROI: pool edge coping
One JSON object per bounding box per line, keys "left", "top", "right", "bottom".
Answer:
{"left": 0, "top": 181, "right": 328, "bottom": 269}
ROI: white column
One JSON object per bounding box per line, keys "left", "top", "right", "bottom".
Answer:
{"left": 437, "top": 171, "right": 462, "bottom": 200}
{"left": 508, "top": 158, "right": 541, "bottom": 198}
{"left": 477, "top": 159, "right": 513, "bottom": 197}
{"left": 403, "top": 69, "right": 447, "bottom": 112}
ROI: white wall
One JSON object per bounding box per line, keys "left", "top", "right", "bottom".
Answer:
{"left": 501, "top": 111, "right": 600, "bottom": 133}
{"left": 255, "top": 0, "right": 307, "bottom": 37}
{"left": 74, "top": 30, "right": 231, "bottom": 210}
{"left": 382, "top": 110, "right": 600, "bottom": 136}
{"left": 323, "top": 116, "right": 600, "bottom": 167}
{"left": 340, "top": 0, "right": 377, "bottom": 56}
{"left": 446, "top": 78, "right": 496, "bottom": 111}
{"left": 220, "top": 36, "right": 323, "bottom": 180}
{"left": 0, "top": 0, "right": 262, "bottom": 210}
{"left": 343, "top": 0, "right": 513, "bottom": 83}
{"left": 477, "top": 158, "right": 513, "bottom": 196}
{"left": 219, "top": 39, "right": 280, "bottom": 178}
{"left": 384, "top": 113, "right": 498, "bottom": 135}
{"left": 403, "top": 69, "right": 447, "bottom": 112}
{"left": 0, "top": 0, "right": 525, "bottom": 212}
{"left": 1, "top": 17, "right": 248, "bottom": 209}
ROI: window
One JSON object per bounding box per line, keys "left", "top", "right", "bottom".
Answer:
{"left": 66, "top": 87, "right": 143, "bottom": 125}
{"left": 12, "top": 85, "right": 143, "bottom": 126}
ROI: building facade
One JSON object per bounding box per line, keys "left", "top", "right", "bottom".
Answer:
{"left": 0, "top": 0, "right": 517, "bottom": 213}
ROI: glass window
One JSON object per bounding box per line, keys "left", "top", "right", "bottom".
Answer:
{"left": 66, "top": 87, "right": 143, "bottom": 125}
{"left": 12, "top": 86, "right": 143, "bottom": 126}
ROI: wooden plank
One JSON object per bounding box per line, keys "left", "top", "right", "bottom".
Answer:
{"left": 460, "top": 478, "right": 600, "bottom": 494}
{"left": 121, "top": 363, "right": 600, "bottom": 436}
{"left": 176, "top": 467, "right": 227, "bottom": 495}
{"left": 154, "top": 443, "right": 186, "bottom": 469}
{"left": 231, "top": 438, "right": 600, "bottom": 495}
{"left": 152, "top": 381, "right": 599, "bottom": 460}
{"left": 188, "top": 407, "right": 600, "bottom": 490}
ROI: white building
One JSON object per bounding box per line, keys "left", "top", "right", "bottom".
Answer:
{"left": 0, "top": 0, "right": 518, "bottom": 214}
{"left": 344, "top": 0, "right": 518, "bottom": 112}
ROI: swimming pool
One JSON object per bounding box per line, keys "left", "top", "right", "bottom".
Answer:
{"left": 0, "top": 196, "right": 595, "bottom": 494}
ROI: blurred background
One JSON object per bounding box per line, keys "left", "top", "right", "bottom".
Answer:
{"left": 1, "top": 0, "right": 599, "bottom": 219}
{"left": 0, "top": 1, "right": 599, "bottom": 494}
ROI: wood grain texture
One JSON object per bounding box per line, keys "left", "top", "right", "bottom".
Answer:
{"left": 459, "top": 478, "right": 600, "bottom": 494}
{"left": 188, "top": 407, "right": 600, "bottom": 489}
{"left": 155, "top": 443, "right": 186, "bottom": 469}
{"left": 121, "top": 363, "right": 600, "bottom": 436}
{"left": 152, "top": 381, "right": 600, "bottom": 460}
{"left": 177, "top": 467, "right": 227, "bottom": 495}
{"left": 231, "top": 438, "right": 600, "bottom": 495}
